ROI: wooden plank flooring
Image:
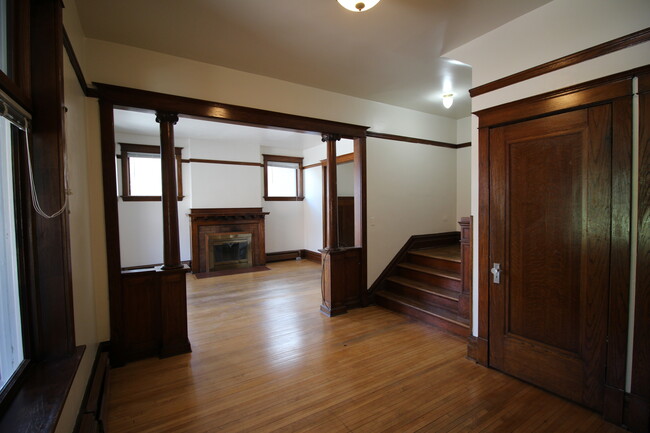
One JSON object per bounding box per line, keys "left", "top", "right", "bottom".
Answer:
{"left": 107, "top": 260, "right": 623, "bottom": 432}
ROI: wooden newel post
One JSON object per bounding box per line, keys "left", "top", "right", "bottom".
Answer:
{"left": 156, "top": 112, "right": 183, "bottom": 270}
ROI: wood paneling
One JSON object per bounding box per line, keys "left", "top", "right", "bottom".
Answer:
{"left": 458, "top": 217, "right": 472, "bottom": 318}
{"left": 470, "top": 27, "right": 650, "bottom": 97}
{"left": 337, "top": 196, "right": 355, "bottom": 248}
{"left": 319, "top": 247, "right": 362, "bottom": 316}
{"left": 106, "top": 261, "right": 625, "bottom": 433}
{"left": 629, "top": 72, "right": 650, "bottom": 432}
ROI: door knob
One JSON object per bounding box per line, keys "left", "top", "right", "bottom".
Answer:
{"left": 491, "top": 263, "right": 502, "bottom": 284}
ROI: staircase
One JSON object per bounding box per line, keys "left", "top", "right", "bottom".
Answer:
{"left": 375, "top": 242, "right": 471, "bottom": 337}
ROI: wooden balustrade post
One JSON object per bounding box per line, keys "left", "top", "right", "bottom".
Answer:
{"left": 323, "top": 133, "right": 340, "bottom": 249}
{"left": 156, "top": 112, "right": 183, "bottom": 270}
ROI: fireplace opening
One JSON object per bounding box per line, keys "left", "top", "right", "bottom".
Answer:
{"left": 207, "top": 233, "right": 253, "bottom": 271}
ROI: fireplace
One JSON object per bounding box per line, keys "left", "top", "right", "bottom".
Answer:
{"left": 207, "top": 233, "right": 252, "bottom": 271}
{"left": 189, "top": 208, "right": 269, "bottom": 274}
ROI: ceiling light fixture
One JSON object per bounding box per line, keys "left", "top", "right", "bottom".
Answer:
{"left": 442, "top": 93, "right": 454, "bottom": 109}
{"left": 337, "top": 0, "right": 381, "bottom": 12}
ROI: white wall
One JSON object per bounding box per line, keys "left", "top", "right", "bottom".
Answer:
{"left": 56, "top": 2, "right": 99, "bottom": 431}
{"left": 445, "top": 0, "right": 650, "bottom": 339}
{"left": 303, "top": 166, "right": 323, "bottom": 253}
{"left": 367, "top": 138, "right": 458, "bottom": 286}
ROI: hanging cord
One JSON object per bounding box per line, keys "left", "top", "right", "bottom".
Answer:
{"left": 23, "top": 118, "right": 70, "bottom": 219}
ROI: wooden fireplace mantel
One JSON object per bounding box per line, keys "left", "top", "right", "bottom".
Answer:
{"left": 189, "top": 208, "right": 269, "bottom": 274}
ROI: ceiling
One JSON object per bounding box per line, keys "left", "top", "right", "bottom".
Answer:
{"left": 76, "top": 0, "right": 551, "bottom": 120}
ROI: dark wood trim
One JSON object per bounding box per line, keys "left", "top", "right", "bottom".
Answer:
{"left": 30, "top": 0, "right": 76, "bottom": 358}
{"left": 458, "top": 217, "right": 472, "bottom": 319}
{"left": 457, "top": 142, "right": 471, "bottom": 148}
{"left": 466, "top": 336, "right": 488, "bottom": 365}
{"left": 476, "top": 72, "right": 636, "bottom": 420}
{"left": 118, "top": 143, "right": 184, "bottom": 201}
{"left": 266, "top": 250, "right": 301, "bottom": 262}
{"left": 477, "top": 126, "right": 490, "bottom": 358}
{"left": 321, "top": 152, "right": 354, "bottom": 166}
{"left": 98, "top": 99, "right": 126, "bottom": 366}
{"left": 156, "top": 112, "right": 183, "bottom": 270}
{"left": 0, "top": 0, "right": 31, "bottom": 112}
{"left": 62, "top": 27, "right": 97, "bottom": 98}
{"left": 603, "top": 95, "right": 633, "bottom": 425}
{"left": 301, "top": 249, "right": 322, "bottom": 263}
{"left": 262, "top": 154, "right": 304, "bottom": 201}
{"left": 303, "top": 162, "right": 321, "bottom": 169}
{"left": 475, "top": 66, "right": 650, "bottom": 128}
{"left": 368, "top": 232, "right": 461, "bottom": 295}
{"left": 0, "top": 346, "right": 85, "bottom": 433}
{"left": 189, "top": 207, "right": 266, "bottom": 216}
{"left": 630, "top": 71, "right": 650, "bottom": 432}
{"left": 470, "top": 27, "right": 650, "bottom": 97}
{"left": 367, "top": 131, "right": 458, "bottom": 149}
{"left": 121, "top": 260, "right": 191, "bottom": 272}
{"left": 323, "top": 134, "right": 340, "bottom": 248}
{"left": 189, "top": 158, "right": 263, "bottom": 167}
{"left": 94, "top": 83, "right": 369, "bottom": 138}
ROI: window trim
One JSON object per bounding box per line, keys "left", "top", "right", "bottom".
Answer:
{"left": 262, "top": 154, "right": 304, "bottom": 201}
{"left": 119, "top": 143, "right": 184, "bottom": 202}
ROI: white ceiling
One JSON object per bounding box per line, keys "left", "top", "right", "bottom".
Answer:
{"left": 114, "top": 109, "right": 324, "bottom": 151}
{"left": 76, "top": 0, "right": 551, "bottom": 120}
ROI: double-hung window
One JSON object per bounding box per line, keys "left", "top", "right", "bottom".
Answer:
{"left": 0, "top": 115, "right": 23, "bottom": 394}
{"left": 119, "top": 143, "right": 184, "bottom": 201}
{"left": 263, "top": 154, "right": 304, "bottom": 201}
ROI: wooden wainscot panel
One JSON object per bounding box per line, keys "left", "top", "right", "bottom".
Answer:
{"left": 458, "top": 217, "right": 472, "bottom": 319}
{"left": 319, "top": 247, "right": 362, "bottom": 317}
{"left": 119, "top": 266, "right": 191, "bottom": 363}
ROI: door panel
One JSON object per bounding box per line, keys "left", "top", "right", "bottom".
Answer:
{"left": 489, "top": 106, "right": 612, "bottom": 411}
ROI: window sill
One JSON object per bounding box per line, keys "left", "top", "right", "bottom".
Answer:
{"left": 0, "top": 346, "right": 85, "bottom": 433}
{"left": 121, "top": 196, "right": 185, "bottom": 202}
{"left": 263, "top": 196, "right": 305, "bottom": 202}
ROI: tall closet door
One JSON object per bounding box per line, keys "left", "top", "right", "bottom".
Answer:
{"left": 488, "top": 105, "right": 612, "bottom": 411}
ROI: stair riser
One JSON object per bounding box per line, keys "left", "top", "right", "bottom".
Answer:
{"left": 376, "top": 295, "right": 470, "bottom": 338}
{"left": 386, "top": 280, "right": 459, "bottom": 313}
{"left": 407, "top": 254, "right": 460, "bottom": 273}
{"left": 397, "top": 268, "right": 461, "bottom": 292}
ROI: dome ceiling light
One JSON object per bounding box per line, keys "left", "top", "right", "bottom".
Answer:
{"left": 442, "top": 93, "right": 454, "bottom": 109}
{"left": 337, "top": 0, "right": 381, "bottom": 12}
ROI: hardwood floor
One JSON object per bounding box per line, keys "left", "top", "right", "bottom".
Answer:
{"left": 107, "top": 260, "right": 623, "bottom": 432}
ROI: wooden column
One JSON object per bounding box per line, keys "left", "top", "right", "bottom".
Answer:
{"left": 156, "top": 112, "right": 183, "bottom": 270}
{"left": 322, "top": 133, "right": 341, "bottom": 249}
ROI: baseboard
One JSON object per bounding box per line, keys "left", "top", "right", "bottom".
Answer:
{"left": 266, "top": 250, "right": 301, "bottom": 262}
{"left": 73, "top": 341, "right": 110, "bottom": 433}
{"left": 467, "top": 335, "right": 488, "bottom": 366}
{"left": 301, "top": 249, "right": 322, "bottom": 263}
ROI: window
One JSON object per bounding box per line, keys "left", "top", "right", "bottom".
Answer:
{"left": 120, "top": 143, "right": 184, "bottom": 201}
{"left": 0, "top": 116, "right": 23, "bottom": 393}
{"left": 263, "top": 155, "right": 304, "bottom": 201}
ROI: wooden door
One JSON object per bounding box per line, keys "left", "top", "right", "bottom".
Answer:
{"left": 488, "top": 105, "right": 612, "bottom": 411}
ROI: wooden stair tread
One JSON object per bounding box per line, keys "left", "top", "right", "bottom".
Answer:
{"left": 410, "top": 244, "right": 461, "bottom": 262}
{"left": 386, "top": 276, "right": 459, "bottom": 301}
{"left": 376, "top": 291, "right": 470, "bottom": 328}
{"left": 397, "top": 262, "right": 460, "bottom": 280}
